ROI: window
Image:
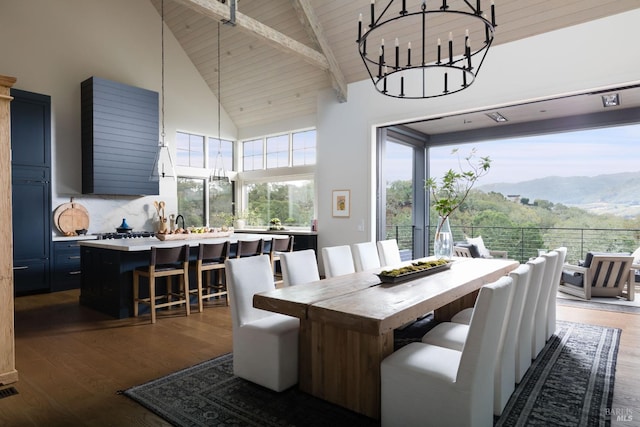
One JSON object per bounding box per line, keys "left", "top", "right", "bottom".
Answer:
{"left": 176, "top": 131, "right": 204, "bottom": 167}
{"left": 243, "top": 139, "right": 263, "bottom": 171}
{"left": 242, "top": 129, "right": 316, "bottom": 171}
{"left": 208, "top": 137, "right": 233, "bottom": 173}
{"left": 177, "top": 178, "right": 205, "bottom": 227}
{"left": 292, "top": 129, "right": 316, "bottom": 166}
{"left": 176, "top": 131, "right": 235, "bottom": 228}
{"left": 239, "top": 128, "right": 317, "bottom": 229}
{"left": 245, "top": 179, "right": 315, "bottom": 227}
{"left": 266, "top": 134, "right": 289, "bottom": 169}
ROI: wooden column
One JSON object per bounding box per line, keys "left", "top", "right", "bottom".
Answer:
{"left": 0, "top": 74, "right": 18, "bottom": 386}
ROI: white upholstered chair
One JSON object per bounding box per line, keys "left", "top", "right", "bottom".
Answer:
{"left": 377, "top": 239, "right": 402, "bottom": 267}
{"left": 321, "top": 245, "right": 356, "bottom": 278}
{"left": 546, "top": 246, "right": 567, "bottom": 340}
{"left": 225, "top": 255, "right": 299, "bottom": 392}
{"left": 421, "top": 264, "right": 531, "bottom": 415}
{"left": 279, "top": 249, "right": 320, "bottom": 286}
{"left": 532, "top": 251, "right": 558, "bottom": 358}
{"left": 381, "top": 276, "right": 513, "bottom": 427}
{"left": 351, "top": 242, "right": 381, "bottom": 272}
{"left": 515, "top": 256, "right": 546, "bottom": 383}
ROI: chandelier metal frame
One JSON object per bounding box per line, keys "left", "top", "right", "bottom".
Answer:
{"left": 357, "top": 0, "right": 497, "bottom": 99}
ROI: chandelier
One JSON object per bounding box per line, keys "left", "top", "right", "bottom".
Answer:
{"left": 357, "top": 0, "right": 496, "bottom": 99}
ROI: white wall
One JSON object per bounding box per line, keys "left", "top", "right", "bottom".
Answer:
{"left": 315, "top": 9, "right": 640, "bottom": 257}
{"left": 0, "top": 0, "right": 236, "bottom": 234}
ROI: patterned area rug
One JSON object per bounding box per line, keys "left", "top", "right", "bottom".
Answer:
{"left": 122, "top": 321, "right": 619, "bottom": 427}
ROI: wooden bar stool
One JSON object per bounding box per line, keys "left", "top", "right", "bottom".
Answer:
{"left": 133, "top": 244, "right": 190, "bottom": 324}
{"left": 269, "top": 236, "right": 294, "bottom": 283}
{"left": 192, "top": 241, "right": 230, "bottom": 312}
{"left": 235, "top": 239, "right": 264, "bottom": 258}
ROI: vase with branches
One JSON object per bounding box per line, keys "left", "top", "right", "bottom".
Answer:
{"left": 425, "top": 148, "right": 491, "bottom": 258}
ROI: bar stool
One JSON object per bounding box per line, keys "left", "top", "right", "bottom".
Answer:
{"left": 235, "top": 239, "right": 264, "bottom": 258}
{"left": 133, "top": 244, "right": 190, "bottom": 324}
{"left": 269, "top": 236, "right": 294, "bottom": 282}
{"left": 192, "top": 241, "right": 230, "bottom": 312}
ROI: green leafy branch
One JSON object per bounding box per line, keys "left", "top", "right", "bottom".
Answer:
{"left": 425, "top": 148, "right": 491, "bottom": 234}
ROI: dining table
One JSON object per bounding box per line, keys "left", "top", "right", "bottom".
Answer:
{"left": 253, "top": 256, "right": 519, "bottom": 419}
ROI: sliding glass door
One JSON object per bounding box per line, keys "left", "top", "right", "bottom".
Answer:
{"left": 377, "top": 127, "right": 427, "bottom": 260}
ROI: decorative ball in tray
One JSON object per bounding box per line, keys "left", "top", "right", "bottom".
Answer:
{"left": 377, "top": 259, "right": 452, "bottom": 284}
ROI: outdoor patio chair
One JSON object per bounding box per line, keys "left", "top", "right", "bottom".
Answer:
{"left": 559, "top": 252, "right": 635, "bottom": 301}
{"left": 454, "top": 236, "right": 508, "bottom": 259}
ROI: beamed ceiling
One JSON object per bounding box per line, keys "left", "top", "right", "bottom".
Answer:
{"left": 150, "top": 0, "right": 640, "bottom": 133}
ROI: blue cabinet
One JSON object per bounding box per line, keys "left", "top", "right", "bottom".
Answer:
{"left": 52, "top": 241, "right": 83, "bottom": 291}
{"left": 10, "top": 89, "right": 51, "bottom": 295}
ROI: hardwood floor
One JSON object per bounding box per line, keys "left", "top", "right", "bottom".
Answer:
{"left": 1, "top": 290, "right": 638, "bottom": 427}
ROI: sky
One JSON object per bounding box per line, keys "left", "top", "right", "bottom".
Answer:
{"left": 386, "top": 122, "right": 640, "bottom": 185}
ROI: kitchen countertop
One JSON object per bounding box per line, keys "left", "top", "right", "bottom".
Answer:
{"left": 52, "top": 235, "right": 98, "bottom": 242}
{"left": 77, "top": 233, "right": 287, "bottom": 252}
{"left": 234, "top": 229, "right": 317, "bottom": 235}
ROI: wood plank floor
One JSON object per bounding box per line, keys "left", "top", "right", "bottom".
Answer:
{"left": 1, "top": 290, "right": 638, "bottom": 427}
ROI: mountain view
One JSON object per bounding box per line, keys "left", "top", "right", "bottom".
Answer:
{"left": 478, "top": 171, "right": 640, "bottom": 218}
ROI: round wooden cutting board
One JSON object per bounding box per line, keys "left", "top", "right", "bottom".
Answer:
{"left": 53, "top": 199, "right": 90, "bottom": 235}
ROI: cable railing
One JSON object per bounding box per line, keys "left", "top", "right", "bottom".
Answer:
{"left": 385, "top": 225, "right": 640, "bottom": 264}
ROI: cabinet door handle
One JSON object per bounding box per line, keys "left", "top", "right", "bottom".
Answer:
{"left": 68, "top": 256, "right": 81, "bottom": 260}
{"left": 13, "top": 266, "right": 29, "bottom": 270}
{"left": 69, "top": 271, "right": 82, "bottom": 275}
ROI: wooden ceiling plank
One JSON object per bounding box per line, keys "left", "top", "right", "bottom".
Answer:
{"left": 171, "top": 0, "right": 330, "bottom": 70}
{"left": 292, "top": 0, "right": 348, "bottom": 102}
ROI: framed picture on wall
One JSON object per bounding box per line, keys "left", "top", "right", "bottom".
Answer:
{"left": 332, "top": 190, "right": 350, "bottom": 218}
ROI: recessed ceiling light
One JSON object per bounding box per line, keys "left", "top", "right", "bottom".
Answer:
{"left": 486, "top": 112, "right": 508, "bottom": 123}
{"left": 601, "top": 93, "right": 620, "bottom": 107}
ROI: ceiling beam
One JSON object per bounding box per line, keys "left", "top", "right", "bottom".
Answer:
{"left": 291, "top": 0, "right": 347, "bottom": 102}
{"left": 172, "top": 0, "right": 330, "bottom": 71}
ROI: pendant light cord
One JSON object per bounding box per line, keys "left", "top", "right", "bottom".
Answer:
{"left": 161, "top": 0, "right": 166, "bottom": 145}
{"left": 217, "top": 21, "right": 222, "bottom": 157}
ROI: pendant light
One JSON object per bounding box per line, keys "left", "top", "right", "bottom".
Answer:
{"left": 150, "top": 0, "right": 177, "bottom": 181}
{"left": 210, "top": 21, "right": 229, "bottom": 182}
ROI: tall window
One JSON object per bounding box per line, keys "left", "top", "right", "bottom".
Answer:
{"left": 239, "top": 128, "right": 316, "bottom": 228}
{"left": 176, "top": 131, "right": 235, "bottom": 228}
{"left": 177, "top": 177, "right": 204, "bottom": 226}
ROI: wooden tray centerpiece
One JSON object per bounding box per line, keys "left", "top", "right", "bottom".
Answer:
{"left": 377, "top": 259, "right": 452, "bottom": 284}
{"left": 155, "top": 226, "right": 234, "bottom": 241}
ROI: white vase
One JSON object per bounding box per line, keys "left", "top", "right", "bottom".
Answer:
{"left": 434, "top": 216, "right": 453, "bottom": 259}
{"left": 233, "top": 219, "right": 246, "bottom": 229}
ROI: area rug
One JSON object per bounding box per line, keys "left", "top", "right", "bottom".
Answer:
{"left": 122, "top": 321, "right": 619, "bottom": 427}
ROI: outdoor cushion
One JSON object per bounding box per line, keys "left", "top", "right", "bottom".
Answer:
{"left": 466, "top": 236, "right": 491, "bottom": 258}
{"left": 454, "top": 242, "right": 481, "bottom": 258}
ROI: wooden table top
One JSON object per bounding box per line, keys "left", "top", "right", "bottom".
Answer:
{"left": 254, "top": 257, "right": 519, "bottom": 333}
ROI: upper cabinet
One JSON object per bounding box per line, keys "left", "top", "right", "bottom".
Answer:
{"left": 81, "top": 77, "right": 159, "bottom": 196}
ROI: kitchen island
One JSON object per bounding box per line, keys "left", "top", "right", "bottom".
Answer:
{"left": 78, "top": 233, "right": 284, "bottom": 318}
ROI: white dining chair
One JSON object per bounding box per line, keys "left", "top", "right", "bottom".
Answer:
{"left": 546, "top": 246, "right": 567, "bottom": 340}
{"left": 515, "top": 256, "right": 546, "bottom": 383}
{"left": 421, "top": 264, "right": 530, "bottom": 415}
{"left": 351, "top": 242, "right": 381, "bottom": 272}
{"left": 377, "top": 239, "right": 402, "bottom": 267}
{"left": 321, "top": 245, "right": 356, "bottom": 278}
{"left": 532, "top": 250, "right": 558, "bottom": 358}
{"left": 225, "top": 255, "right": 299, "bottom": 392}
{"left": 279, "top": 249, "right": 320, "bottom": 286}
{"left": 381, "top": 276, "right": 513, "bottom": 427}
